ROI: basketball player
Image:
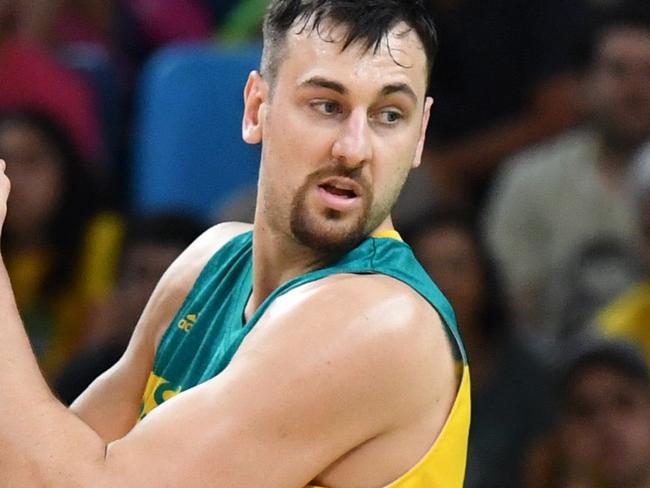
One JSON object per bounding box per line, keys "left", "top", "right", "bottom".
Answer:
{"left": 0, "top": 1, "right": 470, "bottom": 486}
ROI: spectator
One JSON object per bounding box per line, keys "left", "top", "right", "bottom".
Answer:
{"left": 0, "top": 110, "right": 123, "bottom": 380}
{"left": 525, "top": 339, "right": 650, "bottom": 488}
{"left": 0, "top": 8, "right": 104, "bottom": 164}
{"left": 407, "top": 210, "right": 551, "bottom": 488}
{"left": 596, "top": 145, "right": 650, "bottom": 363}
{"left": 483, "top": 0, "right": 650, "bottom": 343}
{"left": 55, "top": 212, "right": 204, "bottom": 405}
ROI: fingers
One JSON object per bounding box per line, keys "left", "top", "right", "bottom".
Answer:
{"left": 0, "top": 160, "right": 10, "bottom": 230}
{"left": 0, "top": 159, "right": 8, "bottom": 187}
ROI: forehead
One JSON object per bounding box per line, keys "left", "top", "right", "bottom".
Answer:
{"left": 597, "top": 26, "right": 650, "bottom": 61}
{"left": 277, "top": 21, "right": 428, "bottom": 99}
{"left": 571, "top": 365, "right": 645, "bottom": 395}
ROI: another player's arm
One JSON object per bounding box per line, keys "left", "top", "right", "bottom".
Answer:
{"left": 69, "top": 222, "right": 253, "bottom": 443}
{"left": 0, "top": 268, "right": 456, "bottom": 487}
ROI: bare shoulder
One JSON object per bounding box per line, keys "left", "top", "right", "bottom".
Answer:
{"left": 271, "top": 272, "right": 449, "bottom": 347}
{"left": 241, "top": 272, "right": 456, "bottom": 425}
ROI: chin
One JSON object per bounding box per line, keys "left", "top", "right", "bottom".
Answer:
{"left": 291, "top": 214, "right": 368, "bottom": 255}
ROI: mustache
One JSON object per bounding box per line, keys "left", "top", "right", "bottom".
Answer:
{"left": 305, "top": 164, "right": 370, "bottom": 191}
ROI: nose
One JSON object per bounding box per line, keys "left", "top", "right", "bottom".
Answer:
{"left": 331, "top": 108, "right": 372, "bottom": 168}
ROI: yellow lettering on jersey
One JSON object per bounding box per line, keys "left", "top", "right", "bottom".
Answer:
{"left": 139, "top": 372, "right": 182, "bottom": 420}
{"left": 178, "top": 313, "right": 198, "bottom": 332}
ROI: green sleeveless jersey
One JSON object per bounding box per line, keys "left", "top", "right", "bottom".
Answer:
{"left": 139, "top": 230, "right": 470, "bottom": 487}
{"left": 140, "top": 230, "right": 467, "bottom": 419}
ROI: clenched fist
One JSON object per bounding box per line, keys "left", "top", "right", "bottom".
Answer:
{"left": 0, "top": 159, "right": 10, "bottom": 236}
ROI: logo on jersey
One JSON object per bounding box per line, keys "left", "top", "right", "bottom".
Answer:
{"left": 178, "top": 313, "right": 198, "bottom": 332}
{"left": 139, "top": 372, "right": 183, "bottom": 420}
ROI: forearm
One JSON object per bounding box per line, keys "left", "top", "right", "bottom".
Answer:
{"left": 0, "top": 258, "right": 107, "bottom": 485}
{"left": 0, "top": 258, "right": 51, "bottom": 407}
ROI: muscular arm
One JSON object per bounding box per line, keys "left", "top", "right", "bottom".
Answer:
{"left": 0, "top": 261, "right": 455, "bottom": 486}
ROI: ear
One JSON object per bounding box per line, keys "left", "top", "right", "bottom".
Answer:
{"left": 242, "top": 71, "right": 268, "bottom": 144}
{"left": 412, "top": 96, "right": 434, "bottom": 169}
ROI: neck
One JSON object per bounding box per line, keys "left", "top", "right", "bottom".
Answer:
{"left": 248, "top": 220, "right": 332, "bottom": 313}
{"left": 246, "top": 214, "right": 395, "bottom": 319}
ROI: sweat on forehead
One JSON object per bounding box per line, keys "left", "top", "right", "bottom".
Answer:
{"left": 260, "top": 0, "right": 437, "bottom": 88}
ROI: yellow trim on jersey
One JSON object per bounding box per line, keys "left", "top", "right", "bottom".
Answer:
{"left": 371, "top": 230, "right": 403, "bottom": 241}
{"left": 306, "top": 365, "right": 470, "bottom": 488}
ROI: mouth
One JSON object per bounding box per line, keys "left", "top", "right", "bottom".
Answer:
{"left": 318, "top": 177, "right": 362, "bottom": 199}
{"left": 316, "top": 177, "right": 363, "bottom": 211}
{"left": 319, "top": 183, "right": 357, "bottom": 199}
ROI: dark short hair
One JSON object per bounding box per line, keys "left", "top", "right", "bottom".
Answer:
{"left": 556, "top": 337, "right": 650, "bottom": 408}
{"left": 261, "top": 0, "right": 438, "bottom": 91}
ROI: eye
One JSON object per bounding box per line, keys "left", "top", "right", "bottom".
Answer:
{"left": 374, "top": 109, "right": 404, "bottom": 125}
{"left": 312, "top": 100, "right": 341, "bottom": 116}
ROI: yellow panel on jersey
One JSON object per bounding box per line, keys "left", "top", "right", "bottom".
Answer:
{"left": 306, "top": 365, "right": 470, "bottom": 488}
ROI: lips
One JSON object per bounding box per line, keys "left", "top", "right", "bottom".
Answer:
{"left": 315, "top": 177, "right": 364, "bottom": 212}
{"left": 318, "top": 177, "right": 362, "bottom": 199}
{"left": 320, "top": 183, "right": 356, "bottom": 198}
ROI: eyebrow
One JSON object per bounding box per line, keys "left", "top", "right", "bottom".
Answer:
{"left": 298, "top": 77, "right": 347, "bottom": 95}
{"left": 381, "top": 83, "right": 417, "bottom": 105}
{"left": 298, "top": 77, "right": 418, "bottom": 104}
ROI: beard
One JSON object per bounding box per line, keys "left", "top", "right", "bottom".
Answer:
{"left": 289, "top": 165, "right": 375, "bottom": 255}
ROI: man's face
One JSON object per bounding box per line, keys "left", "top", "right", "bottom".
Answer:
{"left": 589, "top": 27, "right": 650, "bottom": 150}
{"left": 0, "top": 122, "right": 64, "bottom": 237}
{"left": 561, "top": 365, "right": 650, "bottom": 487}
{"left": 244, "top": 22, "right": 431, "bottom": 253}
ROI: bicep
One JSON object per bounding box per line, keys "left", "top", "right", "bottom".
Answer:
{"left": 102, "top": 337, "right": 379, "bottom": 487}
{"left": 103, "top": 368, "right": 327, "bottom": 487}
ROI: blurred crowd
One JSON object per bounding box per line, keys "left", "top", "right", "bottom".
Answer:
{"left": 1, "top": 0, "right": 650, "bottom": 487}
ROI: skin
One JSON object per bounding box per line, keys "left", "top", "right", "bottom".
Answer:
{"left": 588, "top": 27, "right": 650, "bottom": 156}
{"left": 0, "top": 120, "right": 64, "bottom": 247}
{"left": 0, "top": 19, "right": 457, "bottom": 488}
{"left": 559, "top": 366, "right": 650, "bottom": 488}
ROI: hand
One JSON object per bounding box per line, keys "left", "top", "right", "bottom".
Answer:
{"left": 0, "top": 159, "right": 10, "bottom": 237}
